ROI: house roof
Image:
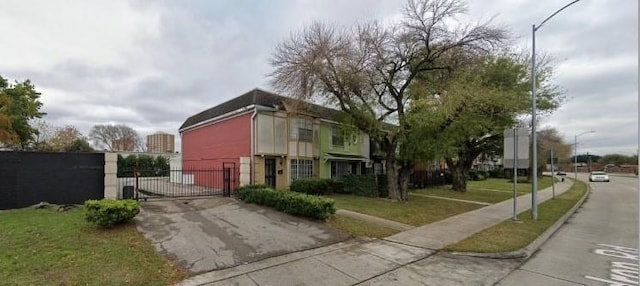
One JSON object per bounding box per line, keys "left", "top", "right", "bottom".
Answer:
{"left": 179, "top": 88, "right": 345, "bottom": 131}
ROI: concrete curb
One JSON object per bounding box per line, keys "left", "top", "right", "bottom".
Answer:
{"left": 449, "top": 182, "right": 591, "bottom": 259}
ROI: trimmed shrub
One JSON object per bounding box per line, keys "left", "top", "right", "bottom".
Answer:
{"left": 342, "top": 175, "right": 377, "bottom": 197}
{"left": 236, "top": 187, "right": 335, "bottom": 220}
{"left": 468, "top": 170, "right": 479, "bottom": 181}
{"left": 290, "top": 178, "right": 332, "bottom": 195}
{"left": 376, "top": 174, "right": 388, "bottom": 198}
{"left": 235, "top": 184, "right": 268, "bottom": 193}
{"left": 329, "top": 180, "right": 346, "bottom": 194}
{"left": 488, "top": 169, "right": 503, "bottom": 178}
{"left": 85, "top": 199, "right": 140, "bottom": 227}
{"left": 443, "top": 171, "right": 453, "bottom": 184}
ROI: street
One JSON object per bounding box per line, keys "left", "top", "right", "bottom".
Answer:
{"left": 498, "top": 174, "right": 639, "bottom": 285}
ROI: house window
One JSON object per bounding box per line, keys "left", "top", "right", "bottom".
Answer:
{"left": 331, "top": 126, "right": 344, "bottom": 146}
{"left": 291, "top": 118, "right": 313, "bottom": 142}
{"left": 290, "top": 159, "right": 313, "bottom": 181}
{"left": 331, "top": 161, "right": 358, "bottom": 179}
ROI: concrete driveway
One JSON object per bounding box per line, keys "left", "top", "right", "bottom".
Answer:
{"left": 134, "top": 197, "right": 349, "bottom": 273}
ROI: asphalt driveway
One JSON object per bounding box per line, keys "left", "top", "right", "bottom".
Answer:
{"left": 135, "top": 197, "right": 349, "bottom": 273}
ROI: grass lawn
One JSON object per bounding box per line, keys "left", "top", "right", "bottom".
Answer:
{"left": 412, "top": 177, "right": 559, "bottom": 204}
{"left": 467, "top": 176, "right": 556, "bottom": 193}
{"left": 0, "top": 207, "right": 187, "bottom": 285}
{"left": 326, "top": 215, "right": 400, "bottom": 238}
{"left": 331, "top": 194, "right": 483, "bottom": 226}
{"left": 445, "top": 180, "right": 586, "bottom": 253}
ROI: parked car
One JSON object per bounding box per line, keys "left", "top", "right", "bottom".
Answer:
{"left": 556, "top": 171, "right": 567, "bottom": 176}
{"left": 589, "top": 171, "right": 610, "bottom": 182}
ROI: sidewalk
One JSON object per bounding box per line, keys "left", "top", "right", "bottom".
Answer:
{"left": 179, "top": 180, "right": 574, "bottom": 286}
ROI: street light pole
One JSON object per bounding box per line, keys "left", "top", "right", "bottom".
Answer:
{"left": 531, "top": 0, "right": 582, "bottom": 221}
{"left": 574, "top": 131, "right": 595, "bottom": 181}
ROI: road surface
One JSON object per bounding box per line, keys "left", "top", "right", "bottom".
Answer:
{"left": 498, "top": 174, "right": 639, "bottom": 285}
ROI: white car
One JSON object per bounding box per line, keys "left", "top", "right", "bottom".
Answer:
{"left": 589, "top": 171, "right": 610, "bottom": 182}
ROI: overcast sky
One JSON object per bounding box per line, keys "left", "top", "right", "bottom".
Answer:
{"left": 1, "top": 0, "right": 637, "bottom": 156}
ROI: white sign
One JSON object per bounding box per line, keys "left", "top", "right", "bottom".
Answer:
{"left": 503, "top": 128, "right": 529, "bottom": 169}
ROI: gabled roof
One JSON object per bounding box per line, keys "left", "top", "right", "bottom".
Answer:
{"left": 179, "top": 88, "right": 344, "bottom": 131}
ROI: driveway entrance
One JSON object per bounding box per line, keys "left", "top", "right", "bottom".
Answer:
{"left": 135, "top": 197, "right": 349, "bottom": 273}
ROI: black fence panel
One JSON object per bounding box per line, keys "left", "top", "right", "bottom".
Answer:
{"left": 408, "top": 170, "right": 447, "bottom": 189}
{"left": 0, "top": 152, "right": 105, "bottom": 210}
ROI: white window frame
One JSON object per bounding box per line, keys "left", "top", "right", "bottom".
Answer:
{"left": 290, "top": 159, "right": 313, "bottom": 181}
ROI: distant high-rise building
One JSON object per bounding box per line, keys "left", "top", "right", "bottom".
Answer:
{"left": 146, "top": 132, "right": 175, "bottom": 153}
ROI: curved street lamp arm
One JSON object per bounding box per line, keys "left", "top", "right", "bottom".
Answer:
{"left": 535, "top": 0, "right": 582, "bottom": 31}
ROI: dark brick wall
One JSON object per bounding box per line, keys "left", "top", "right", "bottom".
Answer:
{"left": 0, "top": 152, "right": 104, "bottom": 210}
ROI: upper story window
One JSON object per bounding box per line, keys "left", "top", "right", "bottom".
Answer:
{"left": 331, "top": 126, "right": 344, "bottom": 146}
{"left": 291, "top": 118, "right": 313, "bottom": 142}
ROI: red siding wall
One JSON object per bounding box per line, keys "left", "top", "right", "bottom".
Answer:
{"left": 182, "top": 112, "right": 252, "bottom": 188}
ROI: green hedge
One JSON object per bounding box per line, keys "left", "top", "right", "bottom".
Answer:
{"left": 376, "top": 175, "right": 388, "bottom": 198}
{"left": 85, "top": 199, "right": 140, "bottom": 227}
{"left": 236, "top": 186, "right": 335, "bottom": 220}
{"left": 290, "top": 178, "right": 332, "bottom": 195}
{"left": 342, "top": 175, "right": 378, "bottom": 197}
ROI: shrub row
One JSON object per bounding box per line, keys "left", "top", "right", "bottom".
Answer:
{"left": 85, "top": 199, "right": 140, "bottom": 227}
{"left": 290, "top": 178, "right": 332, "bottom": 195}
{"left": 342, "top": 175, "right": 378, "bottom": 197}
{"left": 236, "top": 186, "right": 336, "bottom": 220}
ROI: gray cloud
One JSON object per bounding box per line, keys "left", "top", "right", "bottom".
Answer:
{"left": 1, "top": 0, "right": 636, "bottom": 155}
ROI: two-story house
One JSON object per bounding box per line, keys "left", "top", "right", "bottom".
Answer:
{"left": 178, "top": 88, "right": 370, "bottom": 189}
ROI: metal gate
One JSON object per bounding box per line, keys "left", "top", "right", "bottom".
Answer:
{"left": 118, "top": 167, "right": 236, "bottom": 200}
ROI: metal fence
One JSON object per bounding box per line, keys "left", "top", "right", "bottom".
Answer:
{"left": 408, "top": 170, "right": 447, "bottom": 189}
{"left": 118, "top": 168, "right": 235, "bottom": 199}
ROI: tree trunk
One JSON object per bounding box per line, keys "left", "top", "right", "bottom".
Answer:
{"left": 386, "top": 161, "right": 400, "bottom": 200}
{"left": 384, "top": 143, "right": 408, "bottom": 202}
{"left": 450, "top": 164, "right": 468, "bottom": 192}
{"left": 398, "top": 165, "right": 412, "bottom": 201}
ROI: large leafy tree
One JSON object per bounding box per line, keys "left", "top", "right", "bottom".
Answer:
{"left": 270, "top": 0, "right": 507, "bottom": 201}
{"left": 409, "top": 53, "right": 562, "bottom": 191}
{"left": 0, "top": 76, "right": 45, "bottom": 149}
{"left": 89, "top": 124, "right": 141, "bottom": 151}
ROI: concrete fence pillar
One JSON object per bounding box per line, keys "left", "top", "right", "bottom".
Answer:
{"left": 239, "top": 157, "right": 251, "bottom": 186}
{"left": 104, "top": 152, "right": 118, "bottom": 199}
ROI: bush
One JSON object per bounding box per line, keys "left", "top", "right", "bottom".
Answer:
{"left": 342, "top": 175, "right": 377, "bottom": 197}
{"left": 488, "top": 169, "right": 504, "bottom": 178}
{"left": 329, "top": 180, "right": 345, "bottom": 194}
{"left": 477, "top": 170, "right": 489, "bottom": 179}
{"left": 85, "top": 199, "right": 140, "bottom": 227}
{"left": 468, "top": 170, "right": 479, "bottom": 181}
{"left": 443, "top": 171, "right": 453, "bottom": 184}
{"left": 376, "top": 175, "right": 388, "bottom": 198}
{"left": 236, "top": 187, "right": 335, "bottom": 220}
{"left": 290, "top": 178, "right": 332, "bottom": 195}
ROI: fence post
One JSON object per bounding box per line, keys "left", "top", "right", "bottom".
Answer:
{"left": 104, "top": 153, "right": 118, "bottom": 199}
{"left": 134, "top": 167, "right": 139, "bottom": 200}
{"left": 223, "top": 168, "right": 231, "bottom": 197}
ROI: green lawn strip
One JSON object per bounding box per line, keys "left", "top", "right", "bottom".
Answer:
{"left": 445, "top": 180, "right": 586, "bottom": 253}
{"left": 331, "top": 194, "right": 483, "bottom": 227}
{"left": 411, "top": 177, "right": 558, "bottom": 204}
{"left": 467, "top": 176, "right": 556, "bottom": 193}
{"left": 0, "top": 207, "right": 187, "bottom": 285}
{"left": 411, "top": 187, "right": 512, "bottom": 204}
{"left": 326, "top": 215, "right": 400, "bottom": 238}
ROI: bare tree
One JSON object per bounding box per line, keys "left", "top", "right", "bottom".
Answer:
{"left": 89, "top": 124, "right": 141, "bottom": 151}
{"left": 270, "top": 0, "right": 507, "bottom": 201}
{"left": 30, "top": 118, "right": 54, "bottom": 151}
